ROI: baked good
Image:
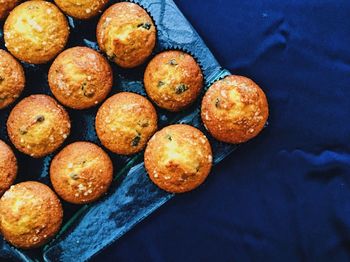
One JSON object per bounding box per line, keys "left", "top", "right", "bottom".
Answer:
{"left": 50, "top": 142, "right": 113, "bottom": 204}
{"left": 0, "top": 49, "right": 25, "bottom": 109}
{"left": 7, "top": 95, "right": 71, "bottom": 158}
{"left": 144, "top": 50, "right": 203, "bottom": 112}
{"left": 0, "top": 140, "right": 17, "bottom": 196}
{"left": 4, "top": 1, "right": 70, "bottom": 64}
{"left": 54, "top": 0, "right": 109, "bottom": 20}
{"left": 0, "top": 0, "right": 20, "bottom": 20}
{"left": 0, "top": 181, "right": 63, "bottom": 249}
{"left": 97, "top": 2, "right": 156, "bottom": 68}
{"left": 201, "top": 75, "right": 269, "bottom": 144}
{"left": 144, "top": 124, "right": 212, "bottom": 193}
{"left": 96, "top": 92, "right": 158, "bottom": 155}
{"left": 48, "top": 46, "right": 113, "bottom": 110}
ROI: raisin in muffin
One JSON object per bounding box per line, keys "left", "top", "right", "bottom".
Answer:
{"left": 97, "top": 2, "right": 156, "bottom": 68}
{"left": 0, "top": 140, "right": 17, "bottom": 197}
{"left": 201, "top": 75, "right": 269, "bottom": 144}
{"left": 144, "top": 124, "right": 212, "bottom": 193}
{"left": 48, "top": 46, "right": 113, "bottom": 110}
{"left": 50, "top": 142, "right": 113, "bottom": 204}
{"left": 0, "top": 181, "right": 63, "bottom": 249}
{"left": 96, "top": 92, "right": 158, "bottom": 155}
{"left": 4, "top": 1, "right": 70, "bottom": 64}
{"left": 54, "top": 0, "right": 109, "bottom": 20}
{"left": 144, "top": 50, "right": 203, "bottom": 112}
{"left": 7, "top": 95, "right": 71, "bottom": 158}
{"left": 0, "top": 49, "right": 25, "bottom": 109}
{"left": 0, "top": 0, "right": 20, "bottom": 20}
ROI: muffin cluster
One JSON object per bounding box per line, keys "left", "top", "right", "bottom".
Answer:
{"left": 0, "top": 0, "right": 269, "bottom": 251}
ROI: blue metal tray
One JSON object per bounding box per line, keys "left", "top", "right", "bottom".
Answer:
{"left": 0, "top": 0, "right": 239, "bottom": 261}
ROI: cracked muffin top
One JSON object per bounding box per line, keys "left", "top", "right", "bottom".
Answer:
{"left": 97, "top": 2, "right": 156, "bottom": 68}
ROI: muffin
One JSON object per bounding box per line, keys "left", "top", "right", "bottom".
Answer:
{"left": 144, "top": 51, "right": 203, "bottom": 112}
{"left": 144, "top": 124, "right": 212, "bottom": 193}
{"left": 48, "top": 46, "right": 113, "bottom": 110}
{"left": 201, "top": 75, "right": 269, "bottom": 144}
{"left": 50, "top": 142, "right": 113, "bottom": 204}
{"left": 54, "top": 0, "right": 109, "bottom": 20}
{"left": 7, "top": 95, "right": 71, "bottom": 158}
{"left": 4, "top": 1, "right": 70, "bottom": 64}
{"left": 0, "top": 181, "right": 63, "bottom": 249}
{"left": 97, "top": 2, "right": 156, "bottom": 68}
{"left": 96, "top": 92, "right": 158, "bottom": 155}
{"left": 0, "top": 0, "right": 20, "bottom": 20}
{"left": 0, "top": 140, "right": 17, "bottom": 197}
{"left": 0, "top": 50, "right": 25, "bottom": 109}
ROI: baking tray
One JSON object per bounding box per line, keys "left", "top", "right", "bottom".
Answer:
{"left": 0, "top": 0, "right": 241, "bottom": 261}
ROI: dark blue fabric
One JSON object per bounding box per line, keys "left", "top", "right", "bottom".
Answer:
{"left": 94, "top": 0, "right": 350, "bottom": 261}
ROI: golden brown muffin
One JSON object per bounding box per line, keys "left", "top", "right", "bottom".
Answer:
{"left": 4, "top": 1, "right": 70, "bottom": 64}
{"left": 48, "top": 47, "right": 113, "bottom": 110}
{"left": 0, "top": 0, "right": 20, "bottom": 20}
{"left": 144, "top": 124, "right": 212, "bottom": 193}
{"left": 97, "top": 2, "right": 156, "bottom": 68}
{"left": 7, "top": 95, "right": 71, "bottom": 158}
{"left": 96, "top": 92, "right": 158, "bottom": 155}
{"left": 54, "top": 0, "right": 109, "bottom": 20}
{"left": 201, "top": 75, "right": 269, "bottom": 144}
{"left": 0, "top": 140, "right": 17, "bottom": 197}
{"left": 144, "top": 50, "right": 203, "bottom": 112}
{"left": 0, "top": 49, "right": 25, "bottom": 109}
{"left": 0, "top": 181, "right": 63, "bottom": 249}
{"left": 50, "top": 142, "right": 113, "bottom": 204}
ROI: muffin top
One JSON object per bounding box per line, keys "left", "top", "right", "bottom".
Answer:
{"left": 0, "top": 49, "right": 25, "bottom": 109}
{"left": 0, "top": 0, "right": 20, "bottom": 20}
{"left": 0, "top": 140, "right": 17, "bottom": 197}
{"left": 4, "top": 1, "right": 70, "bottom": 64}
{"left": 0, "top": 181, "right": 63, "bottom": 249}
{"left": 144, "top": 124, "right": 212, "bottom": 193}
{"left": 144, "top": 50, "right": 203, "bottom": 112}
{"left": 54, "top": 0, "right": 109, "bottom": 20}
{"left": 97, "top": 2, "right": 156, "bottom": 68}
{"left": 50, "top": 142, "right": 113, "bottom": 204}
{"left": 48, "top": 46, "right": 113, "bottom": 110}
{"left": 96, "top": 92, "right": 158, "bottom": 155}
{"left": 7, "top": 95, "right": 71, "bottom": 158}
{"left": 201, "top": 75, "right": 269, "bottom": 144}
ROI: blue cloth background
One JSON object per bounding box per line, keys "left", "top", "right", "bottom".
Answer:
{"left": 94, "top": 0, "right": 350, "bottom": 261}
